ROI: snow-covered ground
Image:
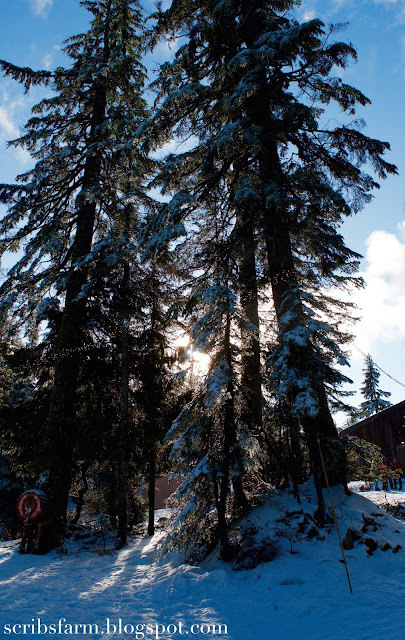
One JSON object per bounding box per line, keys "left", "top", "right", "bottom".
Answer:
{"left": 1, "top": 485, "right": 405, "bottom": 640}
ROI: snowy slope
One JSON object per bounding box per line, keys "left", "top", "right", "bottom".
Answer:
{"left": 1, "top": 485, "right": 405, "bottom": 640}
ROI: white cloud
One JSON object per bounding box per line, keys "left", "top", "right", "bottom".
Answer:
{"left": 350, "top": 226, "right": 405, "bottom": 357}
{"left": 15, "top": 147, "right": 33, "bottom": 166}
{"left": 29, "top": 0, "right": 53, "bottom": 17}
{"left": 151, "top": 135, "right": 199, "bottom": 160}
{"left": 298, "top": 2, "right": 318, "bottom": 20}
{"left": 0, "top": 107, "right": 19, "bottom": 139}
{"left": 42, "top": 53, "right": 53, "bottom": 70}
{"left": 149, "top": 37, "right": 179, "bottom": 66}
{"left": 0, "top": 95, "right": 34, "bottom": 167}
{"left": 0, "top": 94, "right": 32, "bottom": 142}
{"left": 42, "top": 46, "right": 59, "bottom": 70}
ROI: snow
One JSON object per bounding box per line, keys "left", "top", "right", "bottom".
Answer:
{"left": 2, "top": 486, "right": 405, "bottom": 639}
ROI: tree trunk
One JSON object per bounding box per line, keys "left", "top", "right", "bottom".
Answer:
{"left": 238, "top": 11, "right": 347, "bottom": 500}
{"left": 257, "top": 140, "right": 346, "bottom": 506}
{"left": 116, "top": 264, "right": 131, "bottom": 549}
{"left": 72, "top": 463, "right": 89, "bottom": 524}
{"left": 217, "top": 310, "right": 247, "bottom": 559}
{"left": 147, "top": 447, "right": 156, "bottom": 536}
{"left": 45, "top": 81, "right": 108, "bottom": 540}
{"left": 236, "top": 207, "right": 263, "bottom": 434}
{"left": 287, "top": 414, "right": 303, "bottom": 504}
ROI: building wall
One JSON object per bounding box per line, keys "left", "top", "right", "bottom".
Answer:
{"left": 340, "top": 400, "right": 405, "bottom": 461}
{"left": 142, "top": 475, "right": 183, "bottom": 510}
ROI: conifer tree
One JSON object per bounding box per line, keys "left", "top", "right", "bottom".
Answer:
{"left": 162, "top": 191, "right": 261, "bottom": 557}
{"left": 0, "top": 0, "right": 151, "bottom": 535}
{"left": 131, "top": 263, "right": 183, "bottom": 537}
{"left": 360, "top": 354, "right": 392, "bottom": 417}
{"left": 142, "top": 0, "right": 397, "bottom": 509}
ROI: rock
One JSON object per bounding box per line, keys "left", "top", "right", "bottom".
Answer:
{"left": 392, "top": 545, "right": 402, "bottom": 554}
{"left": 364, "top": 538, "right": 378, "bottom": 551}
{"left": 362, "top": 515, "right": 380, "bottom": 533}
{"left": 342, "top": 528, "right": 361, "bottom": 550}
{"left": 380, "top": 542, "right": 392, "bottom": 552}
{"left": 306, "top": 526, "right": 318, "bottom": 540}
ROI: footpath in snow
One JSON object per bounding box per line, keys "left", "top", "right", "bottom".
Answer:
{"left": 1, "top": 484, "right": 405, "bottom": 640}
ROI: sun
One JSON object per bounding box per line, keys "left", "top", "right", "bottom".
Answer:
{"left": 190, "top": 349, "right": 211, "bottom": 375}
{"left": 173, "top": 334, "right": 211, "bottom": 375}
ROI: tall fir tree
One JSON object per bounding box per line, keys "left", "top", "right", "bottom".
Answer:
{"left": 142, "top": 0, "right": 396, "bottom": 512}
{"left": 0, "top": 0, "right": 152, "bottom": 538}
{"left": 161, "top": 189, "right": 261, "bottom": 557}
{"left": 360, "top": 354, "right": 392, "bottom": 417}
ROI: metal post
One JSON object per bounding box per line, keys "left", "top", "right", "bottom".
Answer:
{"left": 317, "top": 435, "right": 353, "bottom": 594}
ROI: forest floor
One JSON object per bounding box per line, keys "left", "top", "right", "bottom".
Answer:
{"left": 1, "top": 482, "right": 405, "bottom": 640}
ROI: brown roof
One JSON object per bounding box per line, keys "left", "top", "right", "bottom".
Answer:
{"left": 340, "top": 399, "right": 405, "bottom": 437}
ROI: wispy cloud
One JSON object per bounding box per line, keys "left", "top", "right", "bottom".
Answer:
{"left": 42, "top": 46, "right": 59, "bottom": 70}
{"left": 151, "top": 135, "right": 198, "bottom": 160}
{"left": 29, "top": 0, "right": 53, "bottom": 18}
{"left": 0, "top": 97, "right": 32, "bottom": 166}
{"left": 0, "top": 107, "right": 19, "bottom": 139}
{"left": 303, "top": 9, "right": 316, "bottom": 20}
{"left": 332, "top": 0, "right": 351, "bottom": 8}
{"left": 297, "top": 2, "right": 318, "bottom": 21}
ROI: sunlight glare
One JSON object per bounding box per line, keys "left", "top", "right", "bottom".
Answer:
{"left": 173, "top": 334, "right": 211, "bottom": 375}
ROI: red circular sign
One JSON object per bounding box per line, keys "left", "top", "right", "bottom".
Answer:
{"left": 16, "top": 490, "right": 48, "bottom": 523}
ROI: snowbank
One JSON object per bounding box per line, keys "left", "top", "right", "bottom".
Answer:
{"left": 1, "top": 486, "right": 405, "bottom": 640}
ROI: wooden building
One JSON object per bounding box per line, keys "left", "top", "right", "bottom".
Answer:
{"left": 141, "top": 475, "right": 183, "bottom": 510}
{"left": 340, "top": 400, "right": 405, "bottom": 466}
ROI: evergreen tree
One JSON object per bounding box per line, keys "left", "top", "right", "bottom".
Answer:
{"left": 130, "top": 262, "right": 184, "bottom": 537}
{"left": 0, "top": 0, "right": 151, "bottom": 537}
{"left": 162, "top": 191, "right": 261, "bottom": 557}
{"left": 165, "top": 281, "right": 255, "bottom": 557}
{"left": 360, "top": 354, "right": 392, "bottom": 417}
{"left": 142, "top": 0, "right": 396, "bottom": 512}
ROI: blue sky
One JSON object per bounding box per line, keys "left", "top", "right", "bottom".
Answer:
{"left": 0, "top": 0, "right": 404, "bottom": 419}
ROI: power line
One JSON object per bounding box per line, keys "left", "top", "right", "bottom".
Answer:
{"left": 354, "top": 344, "right": 405, "bottom": 389}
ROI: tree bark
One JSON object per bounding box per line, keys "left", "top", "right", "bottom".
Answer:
{"left": 236, "top": 207, "right": 263, "bottom": 435}
{"left": 45, "top": 78, "right": 108, "bottom": 538}
{"left": 259, "top": 143, "right": 346, "bottom": 502}
{"left": 72, "top": 463, "right": 89, "bottom": 524}
{"left": 147, "top": 447, "right": 156, "bottom": 536}
{"left": 217, "top": 310, "right": 248, "bottom": 558}
{"left": 231, "top": 15, "right": 344, "bottom": 506}
{"left": 116, "top": 264, "right": 131, "bottom": 549}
